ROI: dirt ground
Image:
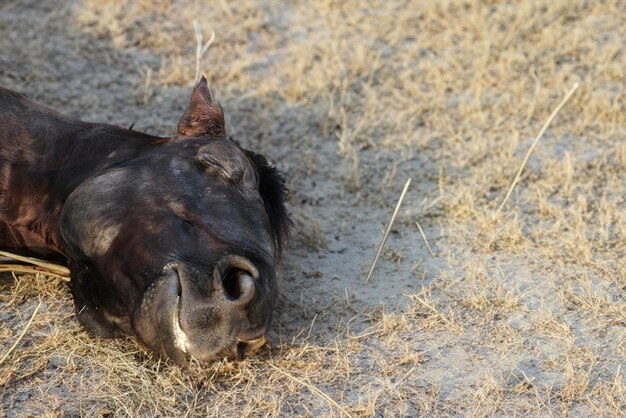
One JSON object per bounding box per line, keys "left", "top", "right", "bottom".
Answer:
{"left": 1, "top": 0, "right": 625, "bottom": 416}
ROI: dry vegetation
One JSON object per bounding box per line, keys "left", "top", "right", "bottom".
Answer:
{"left": 1, "top": 0, "right": 625, "bottom": 416}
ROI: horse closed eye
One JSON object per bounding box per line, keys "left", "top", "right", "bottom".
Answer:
{"left": 198, "top": 155, "right": 231, "bottom": 178}
{"left": 198, "top": 154, "right": 243, "bottom": 181}
{"left": 199, "top": 154, "right": 227, "bottom": 172}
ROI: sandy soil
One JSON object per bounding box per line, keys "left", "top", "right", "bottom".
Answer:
{"left": 1, "top": 0, "right": 625, "bottom": 416}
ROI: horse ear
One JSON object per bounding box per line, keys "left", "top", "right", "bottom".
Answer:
{"left": 177, "top": 76, "right": 225, "bottom": 138}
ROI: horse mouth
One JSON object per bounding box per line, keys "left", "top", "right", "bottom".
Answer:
{"left": 235, "top": 336, "right": 266, "bottom": 359}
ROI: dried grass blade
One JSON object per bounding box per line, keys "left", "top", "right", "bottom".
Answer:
{"left": 366, "top": 178, "right": 411, "bottom": 283}
{"left": 0, "top": 264, "right": 70, "bottom": 281}
{"left": 496, "top": 83, "right": 579, "bottom": 214}
{"left": 0, "top": 300, "right": 42, "bottom": 366}
{"left": 415, "top": 220, "right": 435, "bottom": 257}
{"left": 193, "top": 20, "right": 215, "bottom": 84}
{"left": 0, "top": 250, "right": 70, "bottom": 276}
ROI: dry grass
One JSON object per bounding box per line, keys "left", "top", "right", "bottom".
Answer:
{"left": 1, "top": 0, "right": 625, "bottom": 416}
{"left": 366, "top": 178, "right": 412, "bottom": 283}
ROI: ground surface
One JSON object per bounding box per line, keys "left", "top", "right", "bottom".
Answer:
{"left": 1, "top": 0, "right": 625, "bottom": 416}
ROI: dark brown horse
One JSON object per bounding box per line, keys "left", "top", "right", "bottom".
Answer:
{"left": 0, "top": 78, "right": 290, "bottom": 364}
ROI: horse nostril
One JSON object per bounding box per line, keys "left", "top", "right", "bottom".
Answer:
{"left": 161, "top": 262, "right": 183, "bottom": 297}
{"left": 222, "top": 269, "right": 253, "bottom": 300}
{"left": 214, "top": 255, "right": 258, "bottom": 306}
